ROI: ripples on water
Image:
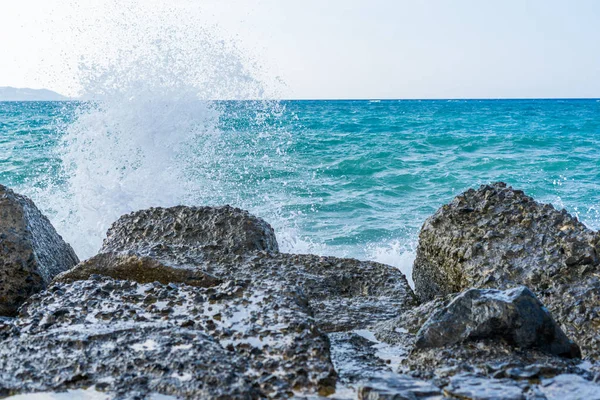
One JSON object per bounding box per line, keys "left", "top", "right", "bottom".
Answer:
{"left": 0, "top": 99, "right": 599, "bottom": 281}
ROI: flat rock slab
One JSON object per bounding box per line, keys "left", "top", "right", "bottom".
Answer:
{"left": 444, "top": 374, "right": 527, "bottom": 400}
{"left": 54, "top": 252, "right": 221, "bottom": 288}
{"left": 415, "top": 287, "right": 580, "bottom": 358}
{"left": 206, "top": 252, "right": 418, "bottom": 333}
{"left": 445, "top": 373, "right": 600, "bottom": 400}
{"left": 412, "top": 182, "right": 600, "bottom": 358}
{"left": 0, "top": 185, "right": 78, "bottom": 316}
{"left": 357, "top": 376, "right": 442, "bottom": 400}
{"left": 78, "top": 205, "right": 417, "bottom": 334}
{"left": 540, "top": 374, "right": 600, "bottom": 400}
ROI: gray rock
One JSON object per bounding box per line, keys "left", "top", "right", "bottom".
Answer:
{"left": 327, "top": 331, "right": 441, "bottom": 399}
{"left": 445, "top": 373, "right": 600, "bottom": 400}
{"left": 357, "top": 375, "right": 442, "bottom": 399}
{"left": 372, "top": 293, "right": 588, "bottom": 387}
{"left": 102, "top": 205, "right": 279, "bottom": 257}
{"left": 540, "top": 374, "right": 600, "bottom": 400}
{"left": 415, "top": 287, "right": 580, "bottom": 358}
{"left": 68, "top": 205, "right": 417, "bottom": 334}
{"left": 328, "top": 332, "right": 404, "bottom": 383}
{"left": 0, "top": 185, "right": 79, "bottom": 316}
{"left": 0, "top": 276, "right": 336, "bottom": 398}
{"left": 207, "top": 252, "right": 418, "bottom": 333}
{"left": 35, "top": 205, "right": 417, "bottom": 398}
{"left": 55, "top": 252, "right": 221, "bottom": 288}
{"left": 412, "top": 182, "right": 600, "bottom": 359}
{"left": 444, "top": 374, "right": 527, "bottom": 400}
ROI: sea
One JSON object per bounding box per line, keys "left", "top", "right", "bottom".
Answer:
{"left": 1, "top": 98, "right": 599, "bottom": 285}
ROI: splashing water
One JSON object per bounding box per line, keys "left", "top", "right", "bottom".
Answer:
{"left": 32, "top": 1, "right": 294, "bottom": 258}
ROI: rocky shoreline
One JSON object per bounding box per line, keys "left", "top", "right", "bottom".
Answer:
{"left": 0, "top": 182, "right": 599, "bottom": 399}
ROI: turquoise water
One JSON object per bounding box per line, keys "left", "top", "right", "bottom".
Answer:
{"left": 1, "top": 99, "right": 599, "bottom": 279}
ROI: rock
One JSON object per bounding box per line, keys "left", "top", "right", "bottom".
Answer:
{"left": 102, "top": 205, "right": 279, "bottom": 258}
{"left": 0, "top": 276, "right": 336, "bottom": 398}
{"left": 327, "top": 331, "right": 441, "bottom": 399}
{"left": 328, "top": 332, "right": 393, "bottom": 383}
{"left": 55, "top": 252, "right": 221, "bottom": 288}
{"left": 443, "top": 374, "right": 528, "bottom": 400}
{"left": 415, "top": 287, "right": 580, "bottom": 358}
{"left": 412, "top": 182, "right": 600, "bottom": 358}
{"left": 357, "top": 375, "right": 442, "bottom": 399}
{"left": 445, "top": 373, "right": 600, "bottom": 400}
{"left": 207, "top": 252, "right": 418, "bottom": 333}
{"left": 372, "top": 293, "right": 588, "bottom": 388}
{"left": 539, "top": 374, "right": 600, "bottom": 400}
{"left": 0, "top": 185, "right": 79, "bottom": 316}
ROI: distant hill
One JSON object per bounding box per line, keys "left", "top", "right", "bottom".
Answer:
{"left": 0, "top": 87, "right": 70, "bottom": 101}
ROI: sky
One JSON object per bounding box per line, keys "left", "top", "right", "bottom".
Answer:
{"left": 0, "top": 0, "right": 599, "bottom": 99}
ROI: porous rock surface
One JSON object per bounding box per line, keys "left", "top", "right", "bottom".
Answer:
{"left": 373, "top": 291, "right": 589, "bottom": 389}
{"left": 0, "top": 275, "right": 335, "bottom": 398}
{"left": 415, "top": 287, "right": 580, "bottom": 358}
{"left": 0, "top": 185, "right": 78, "bottom": 316}
{"left": 208, "top": 253, "right": 418, "bottom": 333}
{"left": 412, "top": 182, "right": 600, "bottom": 359}
{"left": 102, "top": 205, "right": 279, "bottom": 257}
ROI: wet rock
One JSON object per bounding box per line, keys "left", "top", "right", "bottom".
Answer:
{"left": 357, "top": 375, "right": 442, "bottom": 399}
{"left": 328, "top": 331, "right": 405, "bottom": 383}
{"left": 0, "top": 276, "right": 335, "bottom": 398}
{"left": 0, "top": 185, "right": 79, "bottom": 316}
{"left": 444, "top": 373, "right": 600, "bottom": 400}
{"left": 102, "top": 205, "right": 279, "bottom": 258}
{"left": 328, "top": 331, "right": 441, "bottom": 399}
{"left": 444, "top": 374, "right": 527, "bottom": 400}
{"left": 539, "top": 374, "right": 600, "bottom": 400}
{"left": 412, "top": 182, "right": 600, "bottom": 358}
{"left": 207, "top": 252, "right": 418, "bottom": 332}
{"left": 415, "top": 287, "right": 580, "bottom": 358}
{"left": 54, "top": 252, "right": 221, "bottom": 288}
{"left": 372, "top": 294, "right": 588, "bottom": 387}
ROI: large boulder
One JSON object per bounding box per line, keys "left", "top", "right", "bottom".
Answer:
{"left": 412, "top": 182, "right": 600, "bottom": 358}
{"left": 0, "top": 185, "right": 79, "bottom": 316}
{"left": 102, "top": 205, "right": 279, "bottom": 257}
{"left": 370, "top": 291, "right": 591, "bottom": 399}
{"left": 415, "top": 287, "right": 580, "bottom": 358}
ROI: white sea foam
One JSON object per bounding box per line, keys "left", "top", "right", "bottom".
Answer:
{"left": 34, "top": 1, "right": 274, "bottom": 259}
{"left": 366, "top": 240, "right": 416, "bottom": 287}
